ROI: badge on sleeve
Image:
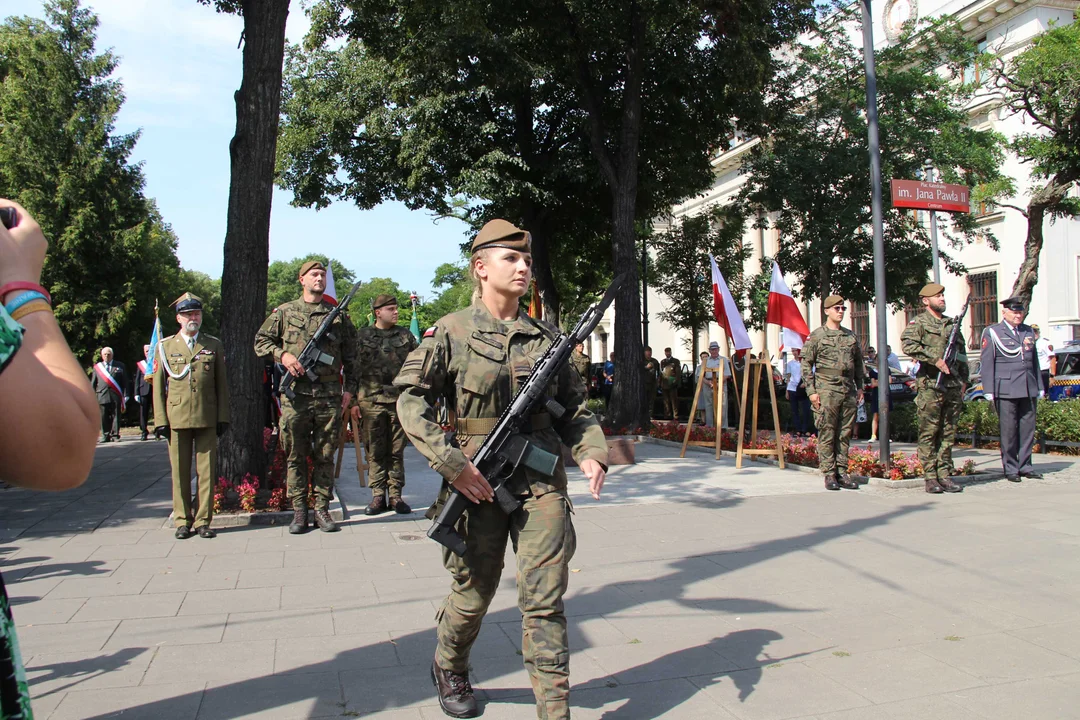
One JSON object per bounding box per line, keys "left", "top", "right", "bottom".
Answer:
{"left": 423, "top": 326, "right": 436, "bottom": 339}
{"left": 981, "top": 337, "right": 988, "bottom": 349}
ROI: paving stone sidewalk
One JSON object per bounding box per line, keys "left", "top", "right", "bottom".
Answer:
{"left": 2, "top": 438, "right": 1080, "bottom": 719}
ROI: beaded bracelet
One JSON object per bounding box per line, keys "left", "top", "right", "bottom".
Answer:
{"left": 10, "top": 299, "right": 52, "bottom": 322}
{"left": 5, "top": 290, "right": 50, "bottom": 314}
{"left": 0, "top": 304, "right": 24, "bottom": 374}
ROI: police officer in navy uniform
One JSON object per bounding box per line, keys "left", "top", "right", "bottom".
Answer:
{"left": 980, "top": 296, "right": 1043, "bottom": 481}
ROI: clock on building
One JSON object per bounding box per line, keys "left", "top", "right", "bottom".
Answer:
{"left": 883, "top": 0, "right": 918, "bottom": 42}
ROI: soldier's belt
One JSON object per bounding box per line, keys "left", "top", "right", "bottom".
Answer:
{"left": 456, "top": 414, "right": 553, "bottom": 436}
{"left": 301, "top": 375, "right": 342, "bottom": 384}
{"left": 814, "top": 367, "right": 852, "bottom": 378}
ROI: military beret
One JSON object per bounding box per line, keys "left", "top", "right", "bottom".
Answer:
{"left": 372, "top": 294, "right": 398, "bottom": 310}
{"left": 471, "top": 219, "right": 531, "bottom": 254}
{"left": 1001, "top": 296, "right": 1026, "bottom": 311}
{"left": 919, "top": 282, "right": 945, "bottom": 297}
{"left": 823, "top": 295, "right": 845, "bottom": 309}
{"left": 298, "top": 260, "right": 326, "bottom": 278}
{"left": 172, "top": 292, "right": 203, "bottom": 313}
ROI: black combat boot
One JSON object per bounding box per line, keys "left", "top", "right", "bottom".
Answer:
{"left": 314, "top": 508, "right": 338, "bottom": 532}
{"left": 938, "top": 477, "right": 963, "bottom": 493}
{"left": 925, "top": 479, "right": 945, "bottom": 494}
{"left": 365, "top": 493, "right": 389, "bottom": 516}
{"left": 824, "top": 475, "right": 840, "bottom": 491}
{"left": 389, "top": 496, "right": 412, "bottom": 514}
{"left": 289, "top": 507, "right": 308, "bottom": 534}
{"left": 431, "top": 661, "right": 478, "bottom": 718}
{"left": 837, "top": 475, "right": 860, "bottom": 489}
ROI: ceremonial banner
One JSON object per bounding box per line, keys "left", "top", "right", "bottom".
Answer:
{"left": 767, "top": 262, "right": 810, "bottom": 350}
{"left": 323, "top": 262, "right": 338, "bottom": 306}
{"left": 710, "top": 254, "right": 752, "bottom": 350}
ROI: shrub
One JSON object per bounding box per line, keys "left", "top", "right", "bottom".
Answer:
{"left": 1035, "top": 398, "right": 1080, "bottom": 444}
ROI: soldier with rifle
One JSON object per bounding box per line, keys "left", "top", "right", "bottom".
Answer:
{"left": 394, "top": 219, "right": 610, "bottom": 719}
{"left": 901, "top": 283, "right": 969, "bottom": 494}
{"left": 254, "top": 261, "right": 362, "bottom": 534}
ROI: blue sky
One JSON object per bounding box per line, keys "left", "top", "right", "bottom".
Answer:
{"left": 4, "top": 0, "right": 471, "bottom": 299}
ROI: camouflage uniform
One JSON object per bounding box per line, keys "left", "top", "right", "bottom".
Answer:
{"left": 254, "top": 297, "right": 360, "bottom": 511}
{"left": 902, "top": 310, "right": 968, "bottom": 486}
{"left": 802, "top": 326, "right": 864, "bottom": 480}
{"left": 570, "top": 349, "right": 591, "bottom": 384}
{"left": 356, "top": 323, "right": 418, "bottom": 498}
{"left": 395, "top": 301, "right": 608, "bottom": 720}
{"left": 660, "top": 356, "right": 681, "bottom": 419}
{"left": 643, "top": 356, "right": 660, "bottom": 423}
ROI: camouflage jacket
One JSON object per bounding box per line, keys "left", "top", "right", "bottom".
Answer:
{"left": 356, "top": 324, "right": 418, "bottom": 404}
{"left": 901, "top": 310, "right": 968, "bottom": 389}
{"left": 394, "top": 300, "right": 608, "bottom": 497}
{"left": 253, "top": 297, "right": 360, "bottom": 396}
{"left": 570, "top": 350, "right": 591, "bottom": 382}
{"left": 801, "top": 326, "right": 865, "bottom": 396}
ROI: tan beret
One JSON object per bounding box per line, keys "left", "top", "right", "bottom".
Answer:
{"left": 372, "top": 294, "right": 397, "bottom": 310}
{"left": 471, "top": 219, "right": 531, "bottom": 253}
{"left": 298, "top": 260, "right": 326, "bottom": 278}
{"left": 823, "top": 295, "right": 845, "bottom": 309}
{"left": 919, "top": 282, "right": 945, "bottom": 297}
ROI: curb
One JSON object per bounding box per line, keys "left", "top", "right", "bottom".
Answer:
{"left": 163, "top": 492, "right": 347, "bottom": 529}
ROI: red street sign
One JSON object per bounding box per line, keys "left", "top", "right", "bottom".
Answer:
{"left": 890, "top": 179, "right": 970, "bottom": 213}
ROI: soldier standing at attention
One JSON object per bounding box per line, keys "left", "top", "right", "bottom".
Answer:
{"left": 570, "top": 342, "right": 591, "bottom": 384}
{"left": 802, "top": 296, "right": 864, "bottom": 491}
{"left": 660, "top": 347, "right": 681, "bottom": 420}
{"left": 254, "top": 261, "right": 361, "bottom": 534}
{"left": 643, "top": 345, "right": 660, "bottom": 425}
{"left": 394, "top": 219, "right": 608, "bottom": 720}
{"left": 357, "top": 293, "right": 418, "bottom": 515}
{"left": 153, "top": 293, "right": 230, "bottom": 539}
{"left": 901, "top": 283, "right": 968, "bottom": 494}
{"left": 980, "top": 296, "right": 1043, "bottom": 481}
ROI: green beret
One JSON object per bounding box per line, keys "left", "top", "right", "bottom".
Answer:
{"left": 919, "top": 283, "right": 945, "bottom": 297}
{"left": 298, "top": 260, "right": 325, "bottom": 278}
{"left": 471, "top": 219, "right": 531, "bottom": 254}
{"left": 823, "top": 295, "right": 845, "bottom": 309}
{"left": 373, "top": 294, "right": 398, "bottom": 310}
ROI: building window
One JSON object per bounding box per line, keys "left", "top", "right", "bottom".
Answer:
{"left": 851, "top": 301, "right": 870, "bottom": 350}
{"left": 963, "top": 37, "right": 989, "bottom": 87}
{"left": 968, "top": 271, "right": 998, "bottom": 349}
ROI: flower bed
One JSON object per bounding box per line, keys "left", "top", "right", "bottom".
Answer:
{"left": 213, "top": 428, "right": 319, "bottom": 514}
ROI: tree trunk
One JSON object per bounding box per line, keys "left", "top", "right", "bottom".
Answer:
{"left": 1011, "top": 174, "right": 1076, "bottom": 307}
{"left": 609, "top": 186, "right": 645, "bottom": 431}
{"left": 217, "top": 0, "right": 291, "bottom": 482}
{"left": 520, "top": 209, "right": 561, "bottom": 326}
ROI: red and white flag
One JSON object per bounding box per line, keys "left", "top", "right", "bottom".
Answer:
{"left": 710, "top": 254, "right": 752, "bottom": 351}
{"left": 766, "top": 261, "right": 810, "bottom": 350}
{"left": 323, "top": 262, "right": 338, "bottom": 306}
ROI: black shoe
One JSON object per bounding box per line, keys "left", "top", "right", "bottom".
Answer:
{"left": 824, "top": 477, "right": 840, "bottom": 491}
{"left": 925, "top": 479, "right": 945, "bottom": 494}
{"left": 314, "top": 509, "right": 338, "bottom": 532}
{"left": 431, "top": 661, "right": 478, "bottom": 718}
{"left": 196, "top": 526, "right": 216, "bottom": 539}
{"left": 140, "top": 433, "right": 148, "bottom": 441}
{"left": 1006, "top": 474, "right": 1022, "bottom": 483}
{"left": 175, "top": 525, "right": 193, "bottom": 540}
{"left": 938, "top": 478, "right": 963, "bottom": 493}
{"left": 365, "top": 494, "right": 389, "bottom": 516}
{"left": 101, "top": 436, "right": 111, "bottom": 443}
{"left": 837, "top": 476, "right": 860, "bottom": 490}
{"left": 289, "top": 508, "right": 308, "bottom": 534}
{"left": 389, "top": 497, "right": 412, "bottom": 514}
{"left": 1020, "top": 471, "right": 1043, "bottom": 479}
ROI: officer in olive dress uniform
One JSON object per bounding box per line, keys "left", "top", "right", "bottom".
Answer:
{"left": 153, "top": 293, "right": 230, "bottom": 539}
{"left": 395, "top": 219, "right": 608, "bottom": 720}
{"left": 802, "top": 295, "right": 864, "bottom": 490}
{"left": 901, "top": 283, "right": 968, "bottom": 494}
{"left": 254, "top": 261, "right": 362, "bottom": 534}
{"left": 356, "top": 293, "right": 418, "bottom": 515}
{"left": 980, "top": 296, "right": 1043, "bottom": 481}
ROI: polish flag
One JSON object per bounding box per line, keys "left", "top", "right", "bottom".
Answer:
{"left": 323, "top": 261, "right": 338, "bottom": 306}
{"left": 767, "top": 262, "right": 810, "bottom": 350}
{"left": 710, "top": 255, "right": 752, "bottom": 350}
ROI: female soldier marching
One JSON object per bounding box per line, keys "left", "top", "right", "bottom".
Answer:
{"left": 394, "top": 219, "right": 608, "bottom": 719}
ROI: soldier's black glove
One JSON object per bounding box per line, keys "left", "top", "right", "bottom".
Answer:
{"left": 217, "top": 422, "right": 229, "bottom": 437}
{"left": 155, "top": 426, "right": 169, "bottom": 440}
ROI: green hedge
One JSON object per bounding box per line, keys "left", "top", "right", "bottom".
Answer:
{"left": 955, "top": 398, "right": 1080, "bottom": 445}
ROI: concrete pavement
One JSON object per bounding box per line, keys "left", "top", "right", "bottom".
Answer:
{"left": 2, "top": 438, "right": 1080, "bottom": 719}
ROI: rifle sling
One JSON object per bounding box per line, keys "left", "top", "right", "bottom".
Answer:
{"left": 455, "top": 414, "right": 553, "bottom": 436}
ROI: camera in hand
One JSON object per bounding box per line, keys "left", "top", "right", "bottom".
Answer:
{"left": 0, "top": 207, "right": 16, "bottom": 230}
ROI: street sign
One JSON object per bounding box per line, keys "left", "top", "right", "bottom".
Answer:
{"left": 890, "top": 179, "right": 970, "bottom": 212}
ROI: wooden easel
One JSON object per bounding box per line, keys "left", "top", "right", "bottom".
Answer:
{"left": 679, "top": 340, "right": 741, "bottom": 459}
{"left": 735, "top": 353, "right": 786, "bottom": 469}
{"left": 334, "top": 406, "right": 368, "bottom": 486}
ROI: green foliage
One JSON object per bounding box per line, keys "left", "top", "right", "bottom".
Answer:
{"left": 265, "top": 255, "right": 356, "bottom": 311}
{"left": 421, "top": 261, "right": 473, "bottom": 322}
{"left": 957, "top": 400, "right": 999, "bottom": 438}
{"left": 0, "top": 0, "right": 196, "bottom": 365}
{"left": 1035, "top": 398, "right": 1080, "bottom": 445}
{"left": 888, "top": 402, "right": 920, "bottom": 442}
{"left": 740, "top": 10, "right": 1010, "bottom": 310}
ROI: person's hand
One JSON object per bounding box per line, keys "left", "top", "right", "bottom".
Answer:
{"left": 856, "top": 390, "right": 864, "bottom": 404}
{"left": 134, "top": 395, "right": 141, "bottom": 404}
{"left": 935, "top": 359, "right": 951, "bottom": 374}
{"left": 451, "top": 461, "right": 494, "bottom": 503}
{"left": 341, "top": 391, "right": 353, "bottom": 409}
{"left": 155, "top": 426, "right": 169, "bottom": 439}
{"left": 217, "top": 422, "right": 229, "bottom": 437}
{"left": 349, "top": 404, "right": 362, "bottom": 423}
{"left": 785, "top": 390, "right": 791, "bottom": 401}
{"left": 281, "top": 352, "right": 304, "bottom": 377}
{"left": 580, "top": 458, "right": 606, "bottom": 500}
{"left": 0, "top": 199, "right": 47, "bottom": 301}
{"left": 809, "top": 393, "right": 821, "bottom": 409}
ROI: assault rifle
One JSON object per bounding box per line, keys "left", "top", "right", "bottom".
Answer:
{"left": 936, "top": 296, "right": 971, "bottom": 389}
{"left": 428, "top": 274, "right": 626, "bottom": 556}
{"left": 278, "top": 280, "right": 362, "bottom": 400}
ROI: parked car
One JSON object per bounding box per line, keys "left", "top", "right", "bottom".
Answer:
{"left": 1049, "top": 342, "right": 1080, "bottom": 401}
{"left": 886, "top": 369, "right": 917, "bottom": 404}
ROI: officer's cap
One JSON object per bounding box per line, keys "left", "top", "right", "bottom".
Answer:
{"left": 298, "top": 260, "right": 326, "bottom": 278}
{"left": 1001, "top": 296, "right": 1026, "bottom": 311}
{"left": 919, "top": 282, "right": 945, "bottom": 298}
{"left": 471, "top": 219, "right": 531, "bottom": 254}
{"left": 823, "top": 295, "right": 845, "bottom": 309}
{"left": 372, "top": 294, "right": 398, "bottom": 310}
{"left": 172, "top": 292, "right": 203, "bottom": 313}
